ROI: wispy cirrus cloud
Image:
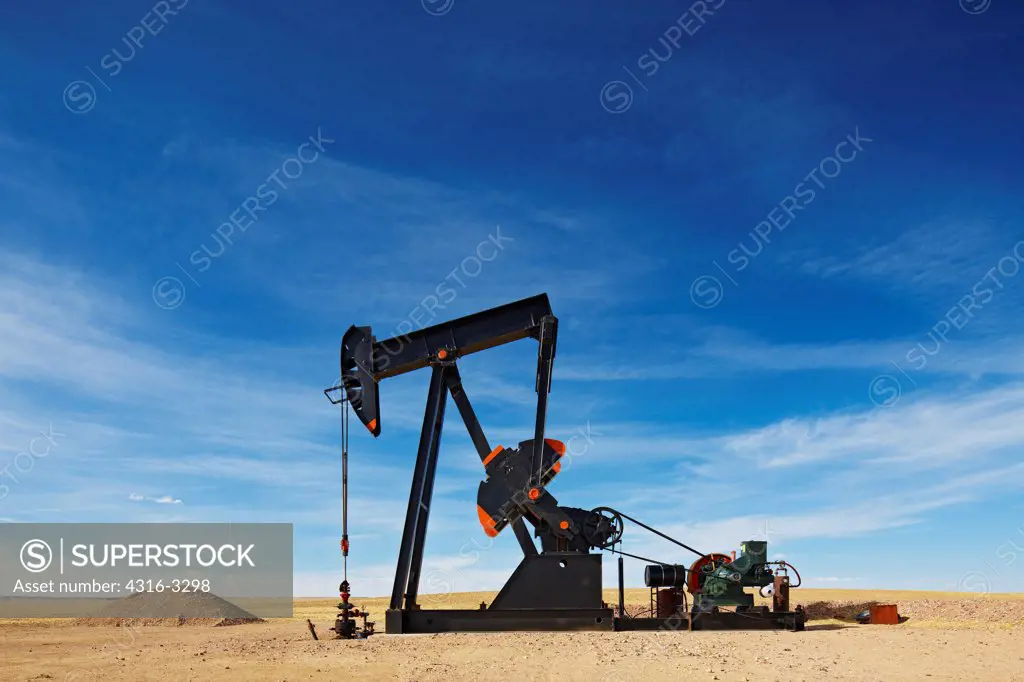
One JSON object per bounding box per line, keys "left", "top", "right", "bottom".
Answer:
{"left": 129, "top": 493, "right": 182, "bottom": 505}
{"left": 558, "top": 326, "right": 1024, "bottom": 382}
{"left": 788, "top": 221, "right": 1015, "bottom": 296}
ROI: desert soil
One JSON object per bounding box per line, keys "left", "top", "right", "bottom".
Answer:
{"left": 2, "top": 589, "right": 1023, "bottom": 681}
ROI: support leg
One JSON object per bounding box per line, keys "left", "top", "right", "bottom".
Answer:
{"left": 390, "top": 365, "right": 448, "bottom": 611}
{"left": 405, "top": 370, "right": 448, "bottom": 608}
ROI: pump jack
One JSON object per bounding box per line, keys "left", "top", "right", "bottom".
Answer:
{"left": 330, "top": 293, "right": 804, "bottom": 633}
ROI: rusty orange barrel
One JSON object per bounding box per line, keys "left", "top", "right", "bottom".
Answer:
{"left": 656, "top": 588, "right": 685, "bottom": 618}
{"left": 869, "top": 603, "right": 900, "bottom": 624}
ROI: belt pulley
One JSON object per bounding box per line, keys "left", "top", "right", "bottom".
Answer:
{"left": 585, "top": 506, "right": 708, "bottom": 560}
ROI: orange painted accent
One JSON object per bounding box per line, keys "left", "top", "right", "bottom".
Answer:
{"left": 367, "top": 418, "right": 378, "bottom": 432}
{"left": 477, "top": 505, "right": 498, "bottom": 537}
{"left": 552, "top": 462, "right": 561, "bottom": 474}
{"left": 482, "top": 445, "right": 504, "bottom": 467}
{"left": 559, "top": 520, "right": 569, "bottom": 530}
{"left": 544, "top": 438, "right": 566, "bottom": 456}
{"left": 437, "top": 349, "right": 448, "bottom": 359}
{"left": 528, "top": 488, "right": 541, "bottom": 501}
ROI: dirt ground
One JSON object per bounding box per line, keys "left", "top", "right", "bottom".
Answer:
{"left": 2, "top": 589, "right": 1023, "bottom": 681}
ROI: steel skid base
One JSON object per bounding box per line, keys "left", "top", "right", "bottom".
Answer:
{"left": 627, "top": 606, "right": 803, "bottom": 632}
{"left": 686, "top": 606, "right": 806, "bottom": 631}
{"left": 386, "top": 607, "right": 615, "bottom": 633}
{"left": 385, "top": 607, "right": 803, "bottom": 634}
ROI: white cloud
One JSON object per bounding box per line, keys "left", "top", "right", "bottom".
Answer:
{"left": 559, "top": 326, "right": 1024, "bottom": 382}
{"left": 714, "top": 383, "right": 1024, "bottom": 469}
{"left": 128, "top": 493, "right": 182, "bottom": 505}
{"left": 789, "top": 222, "right": 1008, "bottom": 294}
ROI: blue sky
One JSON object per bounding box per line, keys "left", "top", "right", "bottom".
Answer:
{"left": 2, "top": 0, "right": 1023, "bottom": 598}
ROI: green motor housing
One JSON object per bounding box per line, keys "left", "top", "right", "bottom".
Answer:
{"left": 694, "top": 540, "right": 772, "bottom": 610}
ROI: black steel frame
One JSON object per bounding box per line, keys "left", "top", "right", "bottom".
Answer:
{"left": 341, "top": 295, "right": 616, "bottom": 633}
{"left": 339, "top": 293, "right": 805, "bottom": 634}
